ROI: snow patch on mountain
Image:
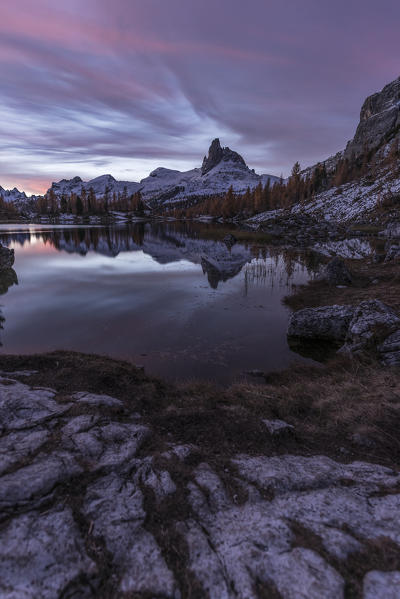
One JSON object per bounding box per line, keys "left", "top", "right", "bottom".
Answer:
{"left": 0, "top": 186, "right": 29, "bottom": 203}
{"left": 313, "top": 239, "right": 373, "bottom": 259}
{"left": 292, "top": 170, "right": 400, "bottom": 223}
{"left": 50, "top": 174, "right": 142, "bottom": 199}
{"left": 1, "top": 139, "right": 280, "bottom": 210}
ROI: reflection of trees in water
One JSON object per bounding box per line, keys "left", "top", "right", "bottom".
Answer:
{"left": 243, "top": 247, "right": 324, "bottom": 296}
{"left": 0, "top": 225, "right": 147, "bottom": 256}
{"left": 0, "top": 224, "right": 325, "bottom": 294}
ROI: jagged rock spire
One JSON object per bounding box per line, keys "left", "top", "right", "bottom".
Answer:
{"left": 201, "top": 138, "right": 246, "bottom": 175}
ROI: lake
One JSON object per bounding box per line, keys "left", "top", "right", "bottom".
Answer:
{"left": 0, "top": 222, "right": 317, "bottom": 383}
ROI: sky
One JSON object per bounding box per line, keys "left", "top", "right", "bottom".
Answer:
{"left": 0, "top": 0, "right": 399, "bottom": 195}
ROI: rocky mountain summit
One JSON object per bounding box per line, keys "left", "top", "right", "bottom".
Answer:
{"left": 201, "top": 138, "right": 246, "bottom": 175}
{"left": 0, "top": 185, "right": 29, "bottom": 205}
{"left": 1, "top": 363, "right": 400, "bottom": 599}
{"left": 345, "top": 76, "right": 400, "bottom": 159}
{"left": 1, "top": 139, "right": 278, "bottom": 210}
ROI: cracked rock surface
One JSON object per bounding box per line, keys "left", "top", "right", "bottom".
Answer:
{"left": 1, "top": 373, "right": 400, "bottom": 598}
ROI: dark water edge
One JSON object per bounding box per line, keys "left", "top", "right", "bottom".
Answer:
{"left": 0, "top": 221, "right": 321, "bottom": 384}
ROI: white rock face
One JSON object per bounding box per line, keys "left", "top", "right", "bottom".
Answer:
{"left": 0, "top": 184, "right": 29, "bottom": 203}
{"left": 0, "top": 507, "right": 97, "bottom": 599}
{"left": 343, "top": 299, "right": 400, "bottom": 353}
{"left": 363, "top": 570, "right": 400, "bottom": 599}
{"left": 1, "top": 373, "right": 400, "bottom": 598}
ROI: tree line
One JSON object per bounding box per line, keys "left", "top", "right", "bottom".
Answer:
{"left": 33, "top": 186, "right": 146, "bottom": 216}
{"left": 167, "top": 138, "right": 400, "bottom": 219}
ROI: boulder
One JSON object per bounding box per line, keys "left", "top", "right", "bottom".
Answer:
{"left": 384, "top": 244, "right": 400, "bottom": 262}
{"left": 0, "top": 244, "right": 14, "bottom": 270}
{"left": 0, "top": 268, "right": 18, "bottom": 295}
{"left": 343, "top": 300, "right": 400, "bottom": 353}
{"left": 287, "top": 305, "right": 355, "bottom": 342}
{"left": 377, "top": 329, "right": 400, "bottom": 365}
{"left": 288, "top": 300, "right": 400, "bottom": 363}
{"left": 323, "top": 257, "right": 353, "bottom": 286}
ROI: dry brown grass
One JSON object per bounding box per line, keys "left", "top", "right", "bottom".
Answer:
{"left": 228, "top": 356, "right": 400, "bottom": 466}
{"left": 2, "top": 350, "right": 400, "bottom": 467}
{"left": 285, "top": 257, "right": 400, "bottom": 313}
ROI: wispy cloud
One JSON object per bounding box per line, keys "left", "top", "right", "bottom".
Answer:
{"left": 0, "top": 0, "right": 399, "bottom": 193}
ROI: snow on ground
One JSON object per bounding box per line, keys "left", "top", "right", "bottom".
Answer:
{"left": 292, "top": 170, "right": 400, "bottom": 223}
{"left": 0, "top": 159, "right": 279, "bottom": 210}
{"left": 313, "top": 239, "right": 373, "bottom": 259}
{"left": 246, "top": 209, "right": 284, "bottom": 224}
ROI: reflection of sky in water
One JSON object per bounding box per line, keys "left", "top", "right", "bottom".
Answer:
{"left": 0, "top": 223, "right": 314, "bottom": 383}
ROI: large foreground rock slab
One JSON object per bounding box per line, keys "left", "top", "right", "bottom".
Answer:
{"left": 1, "top": 373, "right": 400, "bottom": 598}
{"left": 0, "top": 507, "right": 97, "bottom": 599}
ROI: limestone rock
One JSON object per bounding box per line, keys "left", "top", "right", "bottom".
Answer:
{"left": 345, "top": 76, "right": 400, "bottom": 158}
{"left": 201, "top": 138, "right": 246, "bottom": 175}
{"left": 2, "top": 374, "right": 400, "bottom": 598}
{"left": 223, "top": 233, "right": 237, "bottom": 246}
{"left": 62, "top": 421, "right": 149, "bottom": 470}
{"left": 72, "top": 391, "right": 124, "bottom": 408}
{"left": 0, "top": 452, "right": 82, "bottom": 510}
{"left": 0, "top": 376, "right": 71, "bottom": 433}
{"left": 0, "top": 428, "right": 50, "bottom": 475}
{"left": 384, "top": 244, "right": 400, "bottom": 262}
{"left": 263, "top": 418, "right": 295, "bottom": 435}
{"left": 378, "top": 328, "right": 400, "bottom": 365}
{"left": 0, "top": 507, "right": 97, "bottom": 599}
{"left": 343, "top": 299, "right": 400, "bottom": 353}
{"left": 83, "top": 473, "right": 178, "bottom": 596}
{"left": 287, "top": 305, "right": 354, "bottom": 342}
{"left": 0, "top": 243, "right": 14, "bottom": 270}
{"left": 363, "top": 570, "right": 400, "bottom": 599}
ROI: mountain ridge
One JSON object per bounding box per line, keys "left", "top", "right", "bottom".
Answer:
{"left": 0, "top": 139, "right": 279, "bottom": 207}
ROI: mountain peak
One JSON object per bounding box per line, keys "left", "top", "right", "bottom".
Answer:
{"left": 201, "top": 138, "right": 246, "bottom": 175}
{"left": 345, "top": 75, "right": 400, "bottom": 158}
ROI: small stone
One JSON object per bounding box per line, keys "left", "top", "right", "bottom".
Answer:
{"left": 72, "top": 391, "right": 124, "bottom": 408}
{"left": 263, "top": 419, "right": 295, "bottom": 435}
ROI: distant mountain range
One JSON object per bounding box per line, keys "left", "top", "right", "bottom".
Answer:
{"left": 0, "top": 139, "right": 279, "bottom": 209}
{"left": 2, "top": 75, "right": 399, "bottom": 215}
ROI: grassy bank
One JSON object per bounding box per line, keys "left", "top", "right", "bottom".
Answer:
{"left": 285, "top": 256, "right": 400, "bottom": 313}
{"left": 2, "top": 350, "right": 399, "bottom": 469}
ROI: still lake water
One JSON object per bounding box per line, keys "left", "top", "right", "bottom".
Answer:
{"left": 0, "top": 222, "right": 317, "bottom": 383}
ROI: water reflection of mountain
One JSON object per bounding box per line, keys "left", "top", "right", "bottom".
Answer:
{"left": 0, "top": 223, "right": 321, "bottom": 289}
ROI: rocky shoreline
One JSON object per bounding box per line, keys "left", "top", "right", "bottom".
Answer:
{"left": 1, "top": 344, "right": 400, "bottom": 598}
